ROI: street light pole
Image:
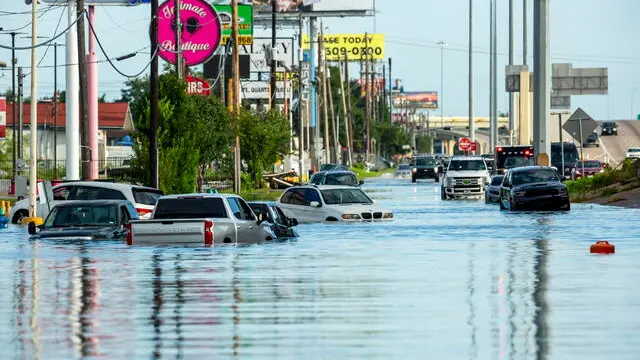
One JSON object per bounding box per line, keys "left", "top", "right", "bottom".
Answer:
{"left": 468, "top": 0, "right": 474, "bottom": 144}
{"left": 437, "top": 41, "right": 446, "bottom": 128}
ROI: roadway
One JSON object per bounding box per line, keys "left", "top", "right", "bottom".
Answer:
{"left": 582, "top": 121, "right": 640, "bottom": 166}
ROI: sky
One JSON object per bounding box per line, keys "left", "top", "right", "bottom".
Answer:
{"left": 1, "top": 0, "right": 640, "bottom": 120}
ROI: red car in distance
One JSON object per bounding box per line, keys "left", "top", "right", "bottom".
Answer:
{"left": 575, "top": 160, "right": 605, "bottom": 178}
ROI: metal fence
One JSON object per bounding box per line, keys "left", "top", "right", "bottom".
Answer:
{"left": 0, "top": 158, "right": 138, "bottom": 182}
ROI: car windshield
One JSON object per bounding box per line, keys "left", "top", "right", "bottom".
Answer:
{"left": 448, "top": 160, "right": 486, "bottom": 171}
{"left": 412, "top": 158, "right": 436, "bottom": 166}
{"left": 603, "top": 122, "right": 616, "bottom": 127}
{"left": 133, "top": 188, "right": 164, "bottom": 205}
{"left": 490, "top": 176, "right": 504, "bottom": 186}
{"left": 628, "top": 148, "right": 640, "bottom": 153}
{"left": 512, "top": 169, "right": 559, "bottom": 186}
{"left": 398, "top": 164, "right": 410, "bottom": 170}
{"left": 325, "top": 173, "right": 357, "bottom": 186}
{"left": 579, "top": 161, "right": 602, "bottom": 168}
{"left": 44, "top": 204, "right": 119, "bottom": 228}
{"left": 321, "top": 189, "right": 373, "bottom": 205}
{"left": 504, "top": 156, "right": 533, "bottom": 169}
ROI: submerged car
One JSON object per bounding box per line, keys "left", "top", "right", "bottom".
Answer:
{"left": 248, "top": 202, "right": 299, "bottom": 239}
{"left": 499, "top": 166, "right": 570, "bottom": 211}
{"left": 484, "top": 175, "right": 504, "bottom": 204}
{"left": 277, "top": 185, "right": 392, "bottom": 223}
{"left": 28, "top": 200, "right": 138, "bottom": 240}
{"left": 395, "top": 164, "right": 412, "bottom": 178}
{"left": 309, "top": 170, "right": 362, "bottom": 187}
{"left": 410, "top": 156, "right": 440, "bottom": 183}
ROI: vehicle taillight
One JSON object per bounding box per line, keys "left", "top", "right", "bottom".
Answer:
{"left": 524, "top": 150, "right": 531, "bottom": 156}
{"left": 204, "top": 220, "right": 214, "bottom": 247}
{"left": 497, "top": 147, "right": 503, "bottom": 152}
{"left": 136, "top": 207, "right": 153, "bottom": 217}
{"left": 125, "top": 223, "right": 133, "bottom": 246}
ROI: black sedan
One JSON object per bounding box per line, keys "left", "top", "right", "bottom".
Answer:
{"left": 410, "top": 156, "right": 440, "bottom": 183}
{"left": 601, "top": 121, "right": 618, "bottom": 136}
{"left": 249, "top": 202, "right": 299, "bottom": 239}
{"left": 499, "top": 166, "right": 570, "bottom": 211}
{"left": 484, "top": 175, "right": 504, "bottom": 204}
{"left": 583, "top": 132, "right": 600, "bottom": 148}
{"left": 28, "top": 200, "right": 138, "bottom": 240}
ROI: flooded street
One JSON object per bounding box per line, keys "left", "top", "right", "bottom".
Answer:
{"left": 1, "top": 177, "right": 640, "bottom": 359}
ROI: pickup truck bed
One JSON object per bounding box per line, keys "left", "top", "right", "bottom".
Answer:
{"left": 127, "top": 219, "right": 214, "bottom": 246}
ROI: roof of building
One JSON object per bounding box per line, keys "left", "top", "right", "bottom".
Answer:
{"left": 5, "top": 101, "right": 134, "bottom": 131}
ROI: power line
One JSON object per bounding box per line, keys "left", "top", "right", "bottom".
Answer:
{"left": 0, "top": 10, "right": 85, "bottom": 50}
{"left": 0, "top": 1, "right": 63, "bottom": 32}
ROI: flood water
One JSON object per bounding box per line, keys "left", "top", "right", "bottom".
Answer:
{"left": 1, "top": 177, "right": 639, "bottom": 359}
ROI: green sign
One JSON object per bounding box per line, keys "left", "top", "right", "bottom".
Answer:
{"left": 214, "top": 4, "right": 254, "bottom": 45}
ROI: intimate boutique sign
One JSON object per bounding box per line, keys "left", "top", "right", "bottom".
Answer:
{"left": 156, "top": 0, "right": 222, "bottom": 66}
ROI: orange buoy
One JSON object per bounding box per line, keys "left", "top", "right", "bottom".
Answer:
{"left": 590, "top": 241, "right": 615, "bottom": 254}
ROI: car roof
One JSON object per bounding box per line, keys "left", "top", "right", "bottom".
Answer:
{"left": 450, "top": 156, "right": 485, "bottom": 161}
{"left": 312, "top": 170, "right": 356, "bottom": 175}
{"left": 52, "top": 200, "right": 131, "bottom": 207}
{"left": 288, "top": 185, "right": 361, "bottom": 191}
{"left": 159, "top": 193, "right": 240, "bottom": 200}
{"left": 508, "top": 166, "right": 556, "bottom": 173}
{"left": 53, "top": 181, "right": 160, "bottom": 191}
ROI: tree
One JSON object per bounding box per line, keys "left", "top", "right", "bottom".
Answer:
{"left": 239, "top": 109, "right": 291, "bottom": 188}
{"left": 99, "top": 93, "right": 107, "bottom": 103}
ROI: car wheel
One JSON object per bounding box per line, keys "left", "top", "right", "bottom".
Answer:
{"left": 499, "top": 198, "right": 506, "bottom": 210}
{"left": 434, "top": 174, "right": 440, "bottom": 183}
{"left": 560, "top": 202, "right": 571, "bottom": 211}
{"left": 412, "top": 177, "right": 417, "bottom": 183}
{"left": 12, "top": 210, "right": 28, "bottom": 225}
{"left": 326, "top": 217, "right": 339, "bottom": 222}
{"left": 441, "top": 187, "right": 447, "bottom": 200}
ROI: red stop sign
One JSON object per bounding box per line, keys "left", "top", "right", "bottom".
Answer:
{"left": 458, "top": 137, "right": 472, "bottom": 151}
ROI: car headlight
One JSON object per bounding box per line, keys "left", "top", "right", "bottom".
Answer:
{"left": 412, "top": 168, "right": 417, "bottom": 173}
{"left": 383, "top": 212, "right": 393, "bottom": 219}
{"left": 341, "top": 214, "right": 361, "bottom": 220}
{"left": 515, "top": 191, "right": 527, "bottom": 197}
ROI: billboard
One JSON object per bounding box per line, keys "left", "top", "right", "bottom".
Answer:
{"left": 215, "top": 4, "right": 254, "bottom": 45}
{"left": 355, "top": 78, "right": 385, "bottom": 97}
{"left": 312, "top": 0, "right": 374, "bottom": 12}
{"left": 241, "top": 81, "right": 291, "bottom": 100}
{"left": 393, "top": 92, "right": 439, "bottom": 109}
{"left": 302, "top": 34, "right": 384, "bottom": 61}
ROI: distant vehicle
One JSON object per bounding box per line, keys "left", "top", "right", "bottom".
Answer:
{"left": 441, "top": 156, "right": 491, "bottom": 200}
{"left": 277, "top": 185, "right": 393, "bottom": 223}
{"left": 410, "top": 156, "right": 440, "bottom": 183}
{"left": 28, "top": 200, "right": 138, "bottom": 240}
{"left": 481, "top": 154, "right": 495, "bottom": 173}
{"left": 319, "top": 164, "right": 348, "bottom": 172}
{"left": 575, "top": 160, "right": 605, "bottom": 178}
{"left": 248, "top": 202, "right": 299, "bottom": 239}
{"left": 10, "top": 182, "right": 163, "bottom": 224}
{"left": 499, "top": 166, "right": 570, "bottom": 211}
{"left": 309, "top": 170, "right": 362, "bottom": 187}
{"left": 626, "top": 147, "right": 640, "bottom": 159}
{"left": 583, "top": 132, "right": 600, "bottom": 148}
{"left": 551, "top": 142, "right": 579, "bottom": 180}
{"left": 494, "top": 145, "right": 534, "bottom": 174}
{"left": 484, "top": 175, "right": 504, "bottom": 204}
{"left": 442, "top": 126, "right": 452, "bottom": 131}
{"left": 601, "top": 122, "right": 618, "bottom": 136}
{"left": 395, "top": 164, "right": 412, "bottom": 178}
{"left": 127, "top": 194, "right": 275, "bottom": 246}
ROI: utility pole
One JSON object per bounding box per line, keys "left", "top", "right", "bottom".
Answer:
{"left": 53, "top": 43, "right": 58, "bottom": 178}
{"left": 77, "top": 0, "right": 90, "bottom": 180}
{"left": 297, "top": 14, "right": 304, "bottom": 181}
{"left": 309, "top": 17, "right": 318, "bottom": 171}
{"left": 232, "top": 0, "right": 241, "bottom": 193}
{"left": 388, "top": 58, "right": 392, "bottom": 123}
{"left": 364, "top": 33, "right": 370, "bottom": 161}
{"left": 438, "top": 41, "right": 446, "bottom": 128}
{"left": 326, "top": 64, "right": 337, "bottom": 163}
{"left": 175, "top": 0, "right": 183, "bottom": 78}
{"left": 383, "top": 63, "right": 386, "bottom": 123}
{"left": 270, "top": 0, "right": 277, "bottom": 110}
{"left": 345, "top": 58, "right": 354, "bottom": 166}
{"left": 523, "top": 0, "right": 528, "bottom": 65}
{"left": 339, "top": 56, "right": 351, "bottom": 166}
{"left": 509, "top": 0, "right": 516, "bottom": 135}
{"left": 150, "top": 0, "right": 159, "bottom": 188}
{"left": 533, "top": 0, "right": 550, "bottom": 162}
{"left": 468, "top": 0, "right": 474, "bottom": 145}
{"left": 87, "top": 6, "right": 98, "bottom": 179}
{"left": 66, "top": 1, "right": 80, "bottom": 181}
{"left": 489, "top": 0, "right": 495, "bottom": 151}
{"left": 2, "top": 31, "right": 24, "bottom": 180}
{"left": 319, "top": 27, "right": 329, "bottom": 164}
{"left": 492, "top": 0, "right": 498, "bottom": 148}
{"left": 17, "top": 67, "right": 23, "bottom": 160}
{"left": 28, "top": 0, "right": 38, "bottom": 220}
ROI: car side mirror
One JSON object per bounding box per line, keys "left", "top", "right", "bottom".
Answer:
{"left": 28, "top": 222, "right": 38, "bottom": 235}
{"left": 309, "top": 201, "right": 321, "bottom": 208}
{"left": 358, "top": 180, "right": 365, "bottom": 186}
{"left": 289, "top": 218, "right": 298, "bottom": 227}
{"left": 257, "top": 213, "right": 265, "bottom": 225}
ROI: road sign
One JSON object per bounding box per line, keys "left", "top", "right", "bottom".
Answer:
{"left": 0, "top": 97, "right": 6, "bottom": 138}
{"left": 563, "top": 107, "right": 599, "bottom": 144}
{"left": 469, "top": 141, "right": 478, "bottom": 153}
{"left": 458, "top": 137, "right": 472, "bottom": 151}
{"left": 551, "top": 95, "right": 571, "bottom": 110}
{"left": 185, "top": 75, "right": 211, "bottom": 96}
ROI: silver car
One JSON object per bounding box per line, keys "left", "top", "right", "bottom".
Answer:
{"left": 395, "top": 164, "right": 411, "bottom": 178}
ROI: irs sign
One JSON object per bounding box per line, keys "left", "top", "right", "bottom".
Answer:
{"left": 186, "top": 76, "right": 211, "bottom": 96}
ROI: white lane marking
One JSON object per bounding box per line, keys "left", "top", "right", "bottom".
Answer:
{"left": 599, "top": 136, "right": 617, "bottom": 165}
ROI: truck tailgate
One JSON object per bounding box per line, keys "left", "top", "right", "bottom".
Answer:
{"left": 128, "top": 219, "right": 213, "bottom": 246}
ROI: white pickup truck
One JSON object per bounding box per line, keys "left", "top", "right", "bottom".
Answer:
{"left": 127, "top": 194, "right": 275, "bottom": 246}
{"left": 441, "top": 156, "right": 492, "bottom": 200}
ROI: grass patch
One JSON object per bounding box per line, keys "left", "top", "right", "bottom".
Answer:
{"left": 350, "top": 166, "right": 395, "bottom": 180}
{"left": 601, "top": 188, "right": 619, "bottom": 197}
{"left": 566, "top": 159, "right": 639, "bottom": 198}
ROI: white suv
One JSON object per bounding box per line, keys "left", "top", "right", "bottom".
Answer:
{"left": 277, "top": 185, "right": 393, "bottom": 223}
{"left": 10, "top": 182, "right": 163, "bottom": 224}
{"left": 441, "top": 156, "right": 491, "bottom": 200}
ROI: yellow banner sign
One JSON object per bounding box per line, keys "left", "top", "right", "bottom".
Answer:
{"left": 302, "top": 34, "right": 384, "bottom": 61}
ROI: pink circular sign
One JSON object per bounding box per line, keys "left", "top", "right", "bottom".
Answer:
{"left": 156, "top": 0, "right": 221, "bottom": 66}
